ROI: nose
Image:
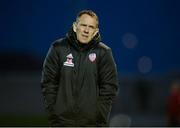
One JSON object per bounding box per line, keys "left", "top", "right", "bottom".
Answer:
{"left": 84, "top": 27, "right": 89, "bottom": 33}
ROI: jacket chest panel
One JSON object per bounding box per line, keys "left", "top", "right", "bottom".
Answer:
{"left": 60, "top": 50, "right": 98, "bottom": 76}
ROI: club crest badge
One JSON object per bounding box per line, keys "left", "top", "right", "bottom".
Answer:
{"left": 89, "top": 53, "right": 96, "bottom": 62}
{"left": 63, "top": 53, "right": 74, "bottom": 67}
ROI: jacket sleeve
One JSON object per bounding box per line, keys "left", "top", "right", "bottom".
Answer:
{"left": 41, "top": 44, "right": 60, "bottom": 114}
{"left": 97, "top": 48, "right": 119, "bottom": 126}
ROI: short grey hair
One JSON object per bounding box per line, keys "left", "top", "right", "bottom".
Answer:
{"left": 76, "top": 10, "right": 99, "bottom": 27}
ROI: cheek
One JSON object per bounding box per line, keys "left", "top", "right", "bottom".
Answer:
{"left": 90, "top": 31, "right": 96, "bottom": 37}
{"left": 76, "top": 30, "right": 82, "bottom": 36}
{"left": 78, "top": 27, "right": 84, "bottom": 32}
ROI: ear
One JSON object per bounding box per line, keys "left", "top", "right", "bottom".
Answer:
{"left": 73, "top": 22, "right": 77, "bottom": 32}
{"left": 93, "top": 28, "right": 99, "bottom": 37}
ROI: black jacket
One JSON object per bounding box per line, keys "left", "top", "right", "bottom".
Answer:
{"left": 41, "top": 28, "right": 119, "bottom": 126}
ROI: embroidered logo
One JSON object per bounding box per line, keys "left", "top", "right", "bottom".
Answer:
{"left": 63, "top": 53, "right": 74, "bottom": 67}
{"left": 89, "top": 53, "right": 96, "bottom": 62}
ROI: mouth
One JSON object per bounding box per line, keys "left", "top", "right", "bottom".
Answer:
{"left": 82, "top": 34, "right": 88, "bottom": 38}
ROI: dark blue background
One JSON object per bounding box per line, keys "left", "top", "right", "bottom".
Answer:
{"left": 1, "top": 0, "right": 180, "bottom": 74}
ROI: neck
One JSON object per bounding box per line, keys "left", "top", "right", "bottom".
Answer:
{"left": 78, "top": 41, "right": 88, "bottom": 48}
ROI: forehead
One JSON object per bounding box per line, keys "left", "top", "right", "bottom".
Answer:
{"left": 78, "top": 14, "right": 97, "bottom": 26}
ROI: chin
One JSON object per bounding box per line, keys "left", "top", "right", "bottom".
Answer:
{"left": 80, "top": 42, "right": 88, "bottom": 44}
{"left": 79, "top": 40, "right": 89, "bottom": 44}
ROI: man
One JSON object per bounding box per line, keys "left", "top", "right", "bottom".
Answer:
{"left": 167, "top": 80, "right": 180, "bottom": 126}
{"left": 41, "top": 10, "right": 119, "bottom": 126}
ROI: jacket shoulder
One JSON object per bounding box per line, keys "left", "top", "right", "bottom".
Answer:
{"left": 52, "top": 38, "right": 67, "bottom": 48}
{"left": 98, "top": 42, "right": 111, "bottom": 51}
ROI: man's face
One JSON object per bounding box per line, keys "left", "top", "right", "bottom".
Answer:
{"left": 73, "top": 14, "right": 98, "bottom": 44}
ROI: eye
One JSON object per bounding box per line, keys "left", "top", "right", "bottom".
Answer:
{"left": 89, "top": 26, "right": 95, "bottom": 29}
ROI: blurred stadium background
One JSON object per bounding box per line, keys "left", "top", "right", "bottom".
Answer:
{"left": 0, "top": 0, "right": 180, "bottom": 126}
